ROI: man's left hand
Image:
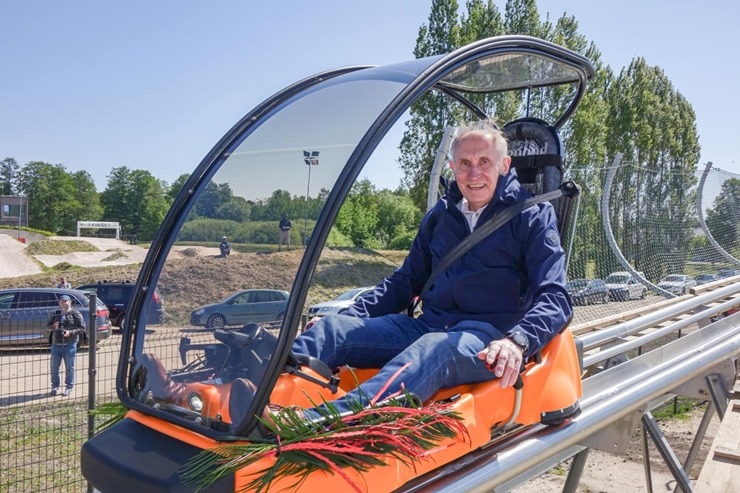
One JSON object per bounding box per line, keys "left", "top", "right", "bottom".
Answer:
{"left": 477, "top": 338, "right": 524, "bottom": 388}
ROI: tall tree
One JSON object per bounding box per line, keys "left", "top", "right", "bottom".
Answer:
{"left": 704, "top": 178, "right": 740, "bottom": 254}
{"left": 605, "top": 58, "right": 700, "bottom": 277}
{"left": 0, "top": 158, "right": 20, "bottom": 195}
{"left": 100, "top": 166, "right": 169, "bottom": 241}
{"left": 399, "top": 0, "right": 461, "bottom": 210}
{"left": 18, "top": 161, "right": 80, "bottom": 233}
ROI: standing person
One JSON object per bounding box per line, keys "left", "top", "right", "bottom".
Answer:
{"left": 281, "top": 121, "right": 572, "bottom": 421}
{"left": 278, "top": 213, "right": 291, "bottom": 251}
{"left": 56, "top": 276, "right": 71, "bottom": 289}
{"left": 48, "top": 295, "right": 86, "bottom": 396}
{"left": 219, "top": 236, "right": 231, "bottom": 257}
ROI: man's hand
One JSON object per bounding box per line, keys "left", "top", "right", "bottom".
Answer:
{"left": 303, "top": 316, "right": 321, "bottom": 332}
{"left": 477, "top": 338, "right": 524, "bottom": 388}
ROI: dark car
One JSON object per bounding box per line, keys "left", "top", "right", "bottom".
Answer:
{"left": 76, "top": 280, "right": 165, "bottom": 329}
{"left": 0, "top": 288, "right": 112, "bottom": 347}
{"left": 717, "top": 269, "right": 740, "bottom": 279}
{"left": 566, "top": 279, "right": 609, "bottom": 305}
{"left": 189, "top": 289, "right": 289, "bottom": 329}
{"left": 694, "top": 273, "right": 717, "bottom": 285}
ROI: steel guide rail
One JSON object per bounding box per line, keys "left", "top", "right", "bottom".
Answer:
{"left": 579, "top": 282, "right": 740, "bottom": 351}
{"left": 400, "top": 307, "right": 740, "bottom": 493}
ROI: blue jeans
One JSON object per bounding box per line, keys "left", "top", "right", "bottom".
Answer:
{"left": 50, "top": 343, "right": 77, "bottom": 389}
{"left": 291, "top": 314, "right": 504, "bottom": 419}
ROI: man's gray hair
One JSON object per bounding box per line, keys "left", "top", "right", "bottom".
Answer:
{"left": 449, "top": 119, "right": 508, "bottom": 161}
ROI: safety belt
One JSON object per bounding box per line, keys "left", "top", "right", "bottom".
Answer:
{"left": 409, "top": 181, "right": 580, "bottom": 315}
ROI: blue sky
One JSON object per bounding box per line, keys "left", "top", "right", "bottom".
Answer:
{"left": 2, "top": 1, "right": 738, "bottom": 193}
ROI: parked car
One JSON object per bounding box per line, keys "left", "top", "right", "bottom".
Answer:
{"left": 694, "top": 273, "right": 717, "bottom": 285}
{"left": 0, "top": 288, "right": 112, "bottom": 347}
{"left": 604, "top": 271, "right": 647, "bottom": 301}
{"left": 307, "top": 287, "right": 374, "bottom": 318}
{"left": 566, "top": 279, "right": 609, "bottom": 306}
{"left": 189, "top": 289, "right": 290, "bottom": 329}
{"left": 656, "top": 274, "right": 696, "bottom": 295}
{"left": 76, "top": 280, "right": 165, "bottom": 329}
{"left": 717, "top": 269, "right": 740, "bottom": 279}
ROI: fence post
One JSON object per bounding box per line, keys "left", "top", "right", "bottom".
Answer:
{"left": 87, "top": 294, "right": 98, "bottom": 493}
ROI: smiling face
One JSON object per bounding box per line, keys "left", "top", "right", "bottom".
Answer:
{"left": 449, "top": 130, "right": 511, "bottom": 211}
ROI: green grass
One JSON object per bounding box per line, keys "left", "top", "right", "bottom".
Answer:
{"left": 652, "top": 397, "right": 702, "bottom": 421}
{"left": 0, "top": 401, "right": 93, "bottom": 493}
{"left": 25, "top": 240, "right": 99, "bottom": 256}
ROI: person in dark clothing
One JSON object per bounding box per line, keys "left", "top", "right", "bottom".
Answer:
{"left": 219, "top": 236, "right": 231, "bottom": 257}
{"left": 48, "top": 295, "right": 86, "bottom": 396}
{"left": 56, "top": 276, "right": 71, "bottom": 289}
{"left": 278, "top": 214, "right": 291, "bottom": 251}
{"left": 286, "top": 121, "right": 572, "bottom": 420}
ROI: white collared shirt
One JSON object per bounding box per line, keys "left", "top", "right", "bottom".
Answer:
{"left": 457, "top": 198, "right": 488, "bottom": 230}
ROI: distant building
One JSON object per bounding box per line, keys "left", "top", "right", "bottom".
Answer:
{"left": 0, "top": 195, "right": 28, "bottom": 228}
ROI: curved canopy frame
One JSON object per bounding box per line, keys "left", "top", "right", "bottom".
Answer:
{"left": 119, "top": 35, "right": 595, "bottom": 438}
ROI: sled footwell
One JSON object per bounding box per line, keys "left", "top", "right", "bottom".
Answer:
{"left": 81, "top": 418, "right": 232, "bottom": 493}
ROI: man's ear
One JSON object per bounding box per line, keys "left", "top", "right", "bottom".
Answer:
{"left": 500, "top": 155, "right": 512, "bottom": 176}
{"left": 448, "top": 160, "right": 455, "bottom": 171}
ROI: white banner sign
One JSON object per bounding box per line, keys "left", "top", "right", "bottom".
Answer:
{"left": 77, "top": 221, "right": 121, "bottom": 239}
{"left": 78, "top": 221, "right": 119, "bottom": 229}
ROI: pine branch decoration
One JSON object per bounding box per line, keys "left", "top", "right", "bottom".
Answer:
{"left": 180, "top": 398, "right": 469, "bottom": 493}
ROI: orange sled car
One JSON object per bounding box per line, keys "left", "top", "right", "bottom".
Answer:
{"left": 81, "top": 35, "right": 594, "bottom": 493}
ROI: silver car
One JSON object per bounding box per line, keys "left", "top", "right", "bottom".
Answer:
{"left": 0, "top": 288, "right": 112, "bottom": 347}
{"left": 657, "top": 274, "right": 696, "bottom": 295}
{"left": 189, "top": 289, "right": 290, "bottom": 329}
{"left": 307, "top": 287, "right": 374, "bottom": 317}
{"left": 605, "top": 271, "right": 647, "bottom": 301}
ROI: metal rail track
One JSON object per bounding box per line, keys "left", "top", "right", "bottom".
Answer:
{"left": 399, "top": 282, "right": 740, "bottom": 492}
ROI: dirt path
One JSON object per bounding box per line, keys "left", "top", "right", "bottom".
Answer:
{"left": 0, "top": 234, "right": 42, "bottom": 278}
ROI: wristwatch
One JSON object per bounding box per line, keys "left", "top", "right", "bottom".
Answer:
{"left": 506, "top": 331, "right": 529, "bottom": 357}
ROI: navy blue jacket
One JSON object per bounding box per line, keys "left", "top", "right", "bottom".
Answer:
{"left": 343, "top": 169, "right": 572, "bottom": 358}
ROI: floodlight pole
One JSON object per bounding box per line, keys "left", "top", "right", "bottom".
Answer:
{"left": 17, "top": 195, "right": 23, "bottom": 240}
{"left": 302, "top": 150, "right": 319, "bottom": 247}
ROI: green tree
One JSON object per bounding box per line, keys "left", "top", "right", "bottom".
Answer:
{"left": 375, "top": 190, "right": 422, "bottom": 247}
{"left": 705, "top": 178, "right": 740, "bottom": 253}
{"left": 399, "top": 0, "right": 462, "bottom": 210}
{"left": 195, "top": 182, "right": 235, "bottom": 219}
{"left": 101, "top": 167, "right": 169, "bottom": 241}
{"left": 0, "top": 157, "right": 20, "bottom": 195}
{"left": 335, "top": 179, "right": 380, "bottom": 248}
{"left": 166, "top": 173, "right": 191, "bottom": 204}
{"left": 605, "top": 58, "right": 700, "bottom": 278}
{"left": 18, "top": 161, "right": 80, "bottom": 233}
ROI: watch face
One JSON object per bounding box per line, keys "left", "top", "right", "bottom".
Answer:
{"left": 509, "top": 332, "right": 528, "bottom": 350}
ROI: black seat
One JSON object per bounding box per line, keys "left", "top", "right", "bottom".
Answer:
{"left": 503, "top": 117, "right": 576, "bottom": 237}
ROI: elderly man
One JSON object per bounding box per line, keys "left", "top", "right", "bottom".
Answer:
{"left": 288, "top": 121, "right": 572, "bottom": 419}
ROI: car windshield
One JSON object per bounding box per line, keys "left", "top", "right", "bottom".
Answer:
{"left": 605, "top": 275, "right": 630, "bottom": 284}
{"left": 120, "top": 37, "right": 594, "bottom": 438}
{"left": 566, "top": 280, "right": 589, "bottom": 289}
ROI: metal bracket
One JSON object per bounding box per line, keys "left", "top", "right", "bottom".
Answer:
{"left": 578, "top": 408, "right": 643, "bottom": 454}
{"left": 671, "top": 360, "right": 736, "bottom": 402}
{"left": 642, "top": 411, "right": 694, "bottom": 492}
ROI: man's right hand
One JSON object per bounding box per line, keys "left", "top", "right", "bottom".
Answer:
{"left": 303, "top": 316, "right": 321, "bottom": 332}
{"left": 476, "top": 338, "right": 524, "bottom": 388}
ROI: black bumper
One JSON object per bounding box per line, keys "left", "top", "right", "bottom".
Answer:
{"left": 81, "top": 418, "right": 233, "bottom": 493}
